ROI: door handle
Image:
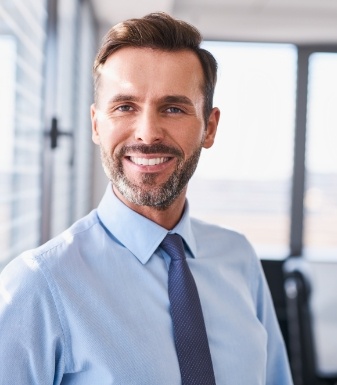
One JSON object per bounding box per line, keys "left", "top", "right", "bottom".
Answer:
{"left": 47, "top": 117, "right": 73, "bottom": 149}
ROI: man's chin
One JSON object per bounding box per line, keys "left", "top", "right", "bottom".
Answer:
{"left": 112, "top": 181, "right": 176, "bottom": 209}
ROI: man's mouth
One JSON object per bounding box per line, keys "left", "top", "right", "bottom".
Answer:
{"left": 129, "top": 157, "right": 170, "bottom": 166}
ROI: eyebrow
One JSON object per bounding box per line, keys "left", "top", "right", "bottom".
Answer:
{"left": 159, "top": 95, "right": 194, "bottom": 106}
{"left": 107, "top": 94, "right": 194, "bottom": 106}
{"left": 107, "top": 94, "right": 138, "bottom": 105}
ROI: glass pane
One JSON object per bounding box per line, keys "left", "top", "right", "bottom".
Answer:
{"left": 188, "top": 42, "right": 297, "bottom": 257}
{"left": 49, "top": 0, "right": 97, "bottom": 237}
{"left": 49, "top": 0, "right": 78, "bottom": 237}
{"left": 72, "top": 1, "right": 97, "bottom": 220}
{"left": 305, "top": 53, "right": 337, "bottom": 257}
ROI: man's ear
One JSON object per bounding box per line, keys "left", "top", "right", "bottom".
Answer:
{"left": 203, "top": 107, "right": 220, "bottom": 149}
{"left": 91, "top": 103, "right": 100, "bottom": 145}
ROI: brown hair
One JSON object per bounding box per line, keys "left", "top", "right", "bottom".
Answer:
{"left": 93, "top": 12, "right": 217, "bottom": 121}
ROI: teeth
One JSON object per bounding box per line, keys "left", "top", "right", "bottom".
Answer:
{"left": 130, "top": 157, "right": 168, "bottom": 166}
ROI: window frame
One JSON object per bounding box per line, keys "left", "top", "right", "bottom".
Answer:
{"left": 290, "top": 45, "right": 337, "bottom": 257}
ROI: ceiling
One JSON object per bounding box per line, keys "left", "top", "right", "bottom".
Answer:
{"left": 91, "top": 0, "right": 337, "bottom": 44}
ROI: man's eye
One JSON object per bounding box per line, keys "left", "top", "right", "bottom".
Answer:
{"left": 117, "top": 105, "right": 134, "bottom": 112}
{"left": 166, "top": 107, "right": 183, "bottom": 114}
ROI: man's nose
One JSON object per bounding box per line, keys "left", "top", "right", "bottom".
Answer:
{"left": 134, "top": 109, "right": 164, "bottom": 144}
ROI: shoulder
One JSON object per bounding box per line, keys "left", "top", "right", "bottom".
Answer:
{"left": 0, "top": 208, "right": 103, "bottom": 329}
{"left": 34, "top": 209, "right": 100, "bottom": 256}
{"left": 189, "top": 216, "right": 262, "bottom": 281}
{"left": 1, "top": 209, "right": 102, "bottom": 287}
{"left": 26, "top": 209, "right": 104, "bottom": 268}
{"left": 190, "top": 216, "right": 256, "bottom": 256}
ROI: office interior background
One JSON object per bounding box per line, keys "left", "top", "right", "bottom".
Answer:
{"left": 0, "top": 0, "right": 337, "bottom": 384}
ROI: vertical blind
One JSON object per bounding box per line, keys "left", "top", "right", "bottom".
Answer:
{"left": 0, "top": 0, "right": 97, "bottom": 270}
{"left": 0, "top": 0, "right": 47, "bottom": 269}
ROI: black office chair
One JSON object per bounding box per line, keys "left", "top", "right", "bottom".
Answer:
{"left": 284, "top": 258, "right": 337, "bottom": 385}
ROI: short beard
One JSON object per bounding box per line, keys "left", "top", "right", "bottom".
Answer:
{"left": 100, "top": 143, "right": 203, "bottom": 211}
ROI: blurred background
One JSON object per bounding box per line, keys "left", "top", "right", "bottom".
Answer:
{"left": 0, "top": 1, "right": 337, "bottom": 384}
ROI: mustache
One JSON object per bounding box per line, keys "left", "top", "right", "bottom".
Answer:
{"left": 118, "top": 143, "right": 182, "bottom": 157}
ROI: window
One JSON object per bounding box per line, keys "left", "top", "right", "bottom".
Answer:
{"left": 188, "top": 42, "right": 297, "bottom": 257}
{"left": 0, "top": 0, "right": 47, "bottom": 269}
{"left": 44, "top": 0, "right": 97, "bottom": 240}
{"left": 0, "top": 0, "right": 97, "bottom": 269}
{"left": 305, "top": 52, "right": 337, "bottom": 257}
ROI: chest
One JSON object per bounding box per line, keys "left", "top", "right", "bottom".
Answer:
{"left": 58, "top": 253, "right": 267, "bottom": 384}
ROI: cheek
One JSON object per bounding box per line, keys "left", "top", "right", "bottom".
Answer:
{"left": 96, "top": 120, "right": 128, "bottom": 150}
{"left": 180, "top": 129, "right": 205, "bottom": 156}
{"left": 100, "top": 134, "right": 121, "bottom": 157}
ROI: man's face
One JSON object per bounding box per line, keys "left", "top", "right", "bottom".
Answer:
{"left": 91, "top": 47, "right": 219, "bottom": 210}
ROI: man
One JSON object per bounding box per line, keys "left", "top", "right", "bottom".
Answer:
{"left": 0, "top": 12, "right": 293, "bottom": 384}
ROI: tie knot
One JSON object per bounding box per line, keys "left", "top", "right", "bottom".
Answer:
{"left": 161, "top": 233, "right": 186, "bottom": 261}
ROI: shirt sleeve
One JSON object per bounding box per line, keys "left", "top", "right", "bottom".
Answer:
{"left": 0, "top": 253, "right": 66, "bottom": 385}
{"left": 252, "top": 256, "right": 294, "bottom": 385}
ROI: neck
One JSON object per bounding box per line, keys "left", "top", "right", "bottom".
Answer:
{"left": 112, "top": 185, "right": 187, "bottom": 230}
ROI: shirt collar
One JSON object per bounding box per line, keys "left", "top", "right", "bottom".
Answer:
{"left": 96, "top": 183, "right": 197, "bottom": 264}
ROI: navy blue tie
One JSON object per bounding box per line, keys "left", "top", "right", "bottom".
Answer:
{"left": 161, "top": 233, "right": 216, "bottom": 385}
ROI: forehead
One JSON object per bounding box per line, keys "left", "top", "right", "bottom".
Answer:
{"left": 97, "top": 47, "right": 204, "bottom": 98}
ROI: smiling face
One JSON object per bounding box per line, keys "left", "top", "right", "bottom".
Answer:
{"left": 91, "top": 47, "right": 219, "bottom": 216}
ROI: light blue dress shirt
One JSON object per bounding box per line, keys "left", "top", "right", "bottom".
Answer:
{"left": 0, "top": 183, "right": 293, "bottom": 384}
